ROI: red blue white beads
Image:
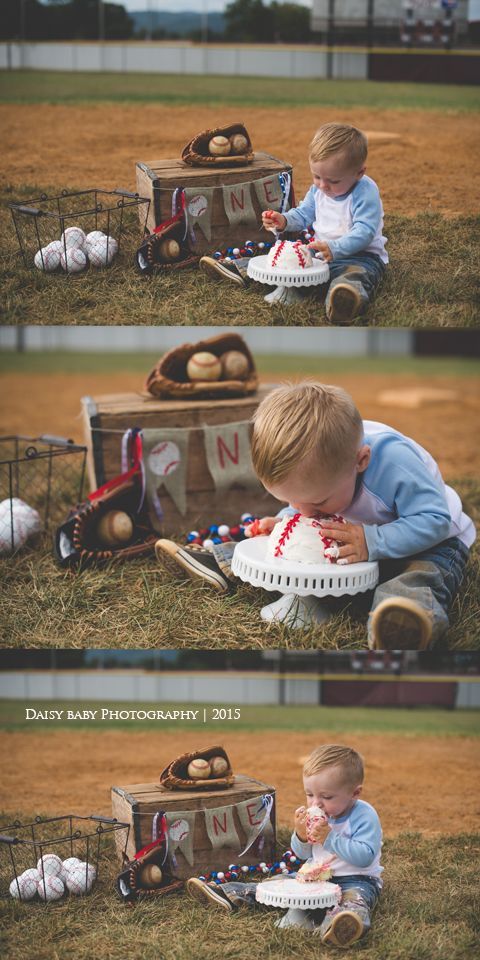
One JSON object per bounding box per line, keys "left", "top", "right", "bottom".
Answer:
{"left": 197, "top": 850, "right": 301, "bottom": 885}
{"left": 185, "top": 514, "right": 258, "bottom": 550}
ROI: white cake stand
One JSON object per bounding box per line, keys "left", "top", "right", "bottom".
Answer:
{"left": 232, "top": 536, "right": 379, "bottom": 599}
{"left": 255, "top": 876, "right": 340, "bottom": 910}
{"left": 247, "top": 254, "right": 330, "bottom": 288}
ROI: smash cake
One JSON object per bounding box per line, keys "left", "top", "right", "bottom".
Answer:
{"left": 265, "top": 513, "right": 345, "bottom": 564}
{"left": 297, "top": 854, "right": 334, "bottom": 884}
{"left": 266, "top": 239, "right": 313, "bottom": 272}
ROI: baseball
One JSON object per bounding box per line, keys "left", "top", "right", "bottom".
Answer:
{"left": 37, "top": 875, "right": 65, "bottom": 901}
{"left": 66, "top": 863, "right": 96, "bottom": 895}
{"left": 139, "top": 864, "right": 163, "bottom": 888}
{"left": 169, "top": 818, "right": 190, "bottom": 843}
{"left": 187, "top": 758, "right": 211, "bottom": 780}
{"left": 60, "top": 247, "right": 88, "bottom": 274}
{"left": 37, "top": 853, "right": 64, "bottom": 879}
{"left": 61, "top": 226, "right": 86, "bottom": 251}
{"left": 209, "top": 755, "right": 229, "bottom": 777}
{"left": 186, "top": 351, "right": 222, "bottom": 382}
{"left": 9, "top": 870, "right": 40, "bottom": 901}
{"left": 62, "top": 857, "right": 81, "bottom": 879}
{"left": 230, "top": 133, "right": 248, "bottom": 154}
{"left": 0, "top": 498, "right": 42, "bottom": 555}
{"left": 34, "top": 241, "right": 62, "bottom": 272}
{"left": 220, "top": 350, "right": 250, "bottom": 380}
{"left": 159, "top": 238, "right": 181, "bottom": 262}
{"left": 96, "top": 510, "right": 134, "bottom": 548}
{"left": 87, "top": 234, "right": 118, "bottom": 268}
{"left": 148, "top": 440, "right": 181, "bottom": 478}
{"left": 208, "top": 135, "right": 231, "bottom": 157}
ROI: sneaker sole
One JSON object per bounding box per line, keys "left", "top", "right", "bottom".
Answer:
{"left": 328, "top": 286, "right": 362, "bottom": 324}
{"left": 155, "top": 540, "right": 228, "bottom": 594}
{"left": 186, "top": 878, "right": 233, "bottom": 912}
{"left": 371, "top": 598, "right": 432, "bottom": 651}
{"left": 323, "top": 910, "right": 364, "bottom": 948}
{"left": 200, "top": 257, "right": 245, "bottom": 287}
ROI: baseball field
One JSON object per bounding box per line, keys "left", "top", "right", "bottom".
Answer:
{"left": 1, "top": 350, "right": 479, "bottom": 649}
{"left": 1, "top": 701, "right": 479, "bottom": 960}
{"left": 1, "top": 71, "right": 479, "bottom": 326}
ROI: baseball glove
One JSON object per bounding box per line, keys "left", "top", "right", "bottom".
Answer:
{"left": 160, "top": 745, "right": 234, "bottom": 791}
{"left": 145, "top": 332, "right": 258, "bottom": 400}
{"left": 117, "top": 837, "right": 183, "bottom": 903}
{"left": 182, "top": 122, "right": 254, "bottom": 167}
{"left": 136, "top": 201, "right": 198, "bottom": 275}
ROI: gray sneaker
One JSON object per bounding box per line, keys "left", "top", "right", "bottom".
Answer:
{"left": 187, "top": 878, "right": 234, "bottom": 912}
{"left": 200, "top": 256, "right": 247, "bottom": 287}
{"left": 155, "top": 539, "right": 230, "bottom": 593}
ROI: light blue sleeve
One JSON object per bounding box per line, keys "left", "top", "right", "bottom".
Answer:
{"left": 323, "top": 804, "right": 382, "bottom": 869}
{"left": 290, "top": 831, "right": 312, "bottom": 861}
{"left": 362, "top": 439, "right": 452, "bottom": 560}
{"left": 327, "top": 179, "right": 382, "bottom": 259}
{"left": 283, "top": 185, "right": 317, "bottom": 233}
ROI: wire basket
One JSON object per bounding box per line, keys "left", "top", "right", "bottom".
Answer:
{"left": 9, "top": 188, "right": 150, "bottom": 276}
{"left": 0, "top": 814, "right": 130, "bottom": 903}
{"left": 0, "top": 435, "right": 87, "bottom": 553}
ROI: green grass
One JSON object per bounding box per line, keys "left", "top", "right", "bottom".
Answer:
{"left": 1, "top": 71, "right": 480, "bottom": 112}
{"left": 0, "top": 477, "right": 478, "bottom": 650}
{"left": 1, "top": 700, "right": 479, "bottom": 736}
{"left": 1, "top": 350, "right": 480, "bottom": 378}
{"left": 2, "top": 183, "right": 479, "bottom": 326}
{"left": 1, "top": 829, "right": 479, "bottom": 960}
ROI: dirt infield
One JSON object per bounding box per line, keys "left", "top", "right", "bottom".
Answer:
{"left": 1, "top": 729, "right": 478, "bottom": 836}
{"left": 2, "top": 103, "right": 479, "bottom": 216}
{"left": 2, "top": 371, "right": 480, "bottom": 479}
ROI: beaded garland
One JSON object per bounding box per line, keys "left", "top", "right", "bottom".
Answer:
{"left": 185, "top": 513, "right": 258, "bottom": 550}
{"left": 198, "top": 849, "right": 302, "bottom": 885}
{"left": 211, "top": 228, "right": 314, "bottom": 265}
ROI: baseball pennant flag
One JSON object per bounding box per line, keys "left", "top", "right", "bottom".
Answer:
{"left": 203, "top": 421, "right": 262, "bottom": 498}
{"left": 204, "top": 803, "right": 239, "bottom": 853}
{"left": 141, "top": 428, "right": 189, "bottom": 519}
{"left": 166, "top": 810, "right": 197, "bottom": 867}
{"left": 222, "top": 181, "right": 256, "bottom": 229}
{"left": 184, "top": 186, "right": 215, "bottom": 242}
{"left": 253, "top": 173, "right": 287, "bottom": 214}
{"left": 236, "top": 794, "right": 274, "bottom": 858}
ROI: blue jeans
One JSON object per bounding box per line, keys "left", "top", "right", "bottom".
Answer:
{"left": 218, "top": 873, "right": 380, "bottom": 923}
{"left": 326, "top": 252, "right": 386, "bottom": 313}
{"left": 369, "top": 536, "right": 470, "bottom": 644}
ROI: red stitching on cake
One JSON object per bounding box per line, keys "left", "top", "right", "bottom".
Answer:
{"left": 271, "top": 241, "right": 285, "bottom": 268}
{"left": 293, "top": 241, "right": 307, "bottom": 269}
{"left": 312, "top": 515, "right": 344, "bottom": 563}
{"left": 274, "top": 513, "right": 301, "bottom": 557}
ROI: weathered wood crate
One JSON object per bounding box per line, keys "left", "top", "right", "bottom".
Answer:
{"left": 81, "top": 386, "right": 279, "bottom": 534}
{"left": 136, "top": 152, "right": 292, "bottom": 253}
{"left": 111, "top": 775, "right": 276, "bottom": 878}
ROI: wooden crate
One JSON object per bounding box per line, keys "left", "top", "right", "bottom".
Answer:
{"left": 136, "top": 152, "right": 292, "bottom": 253}
{"left": 111, "top": 775, "right": 276, "bottom": 878}
{"left": 80, "top": 386, "right": 280, "bottom": 533}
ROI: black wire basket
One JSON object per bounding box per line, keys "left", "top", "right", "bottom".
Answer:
{"left": 0, "top": 814, "right": 130, "bottom": 903}
{"left": 0, "top": 435, "right": 87, "bottom": 553}
{"left": 9, "top": 188, "right": 150, "bottom": 276}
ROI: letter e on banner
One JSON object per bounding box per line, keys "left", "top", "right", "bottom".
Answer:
{"left": 246, "top": 801, "right": 262, "bottom": 827}
{"left": 263, "top": 180, "right": 275, "bottom": 203}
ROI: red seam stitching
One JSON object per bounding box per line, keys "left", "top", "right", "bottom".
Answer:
{"left": 274, "top": 513, "right": 301, "bottom": 557}
{"left": 270, "top": 240, "right": 284, "bottom": 268}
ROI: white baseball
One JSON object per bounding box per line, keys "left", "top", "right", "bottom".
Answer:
{"left": 34, "top": 241, "right": 62, "bottom": 272}
{"left": 0, "top": 498, "right": 42, "bottom": 555}
{"left": 9, "top": 870, "right": 39, "bottom": 901}
{"left": 60, "top": 248, "right": 88, "bottom": 274}
{"left": 169, "top": 818, "right": 190, "bottom": 843}
{"left": 66, "top": 863, "right": 96, "bottom": 895}
{"left": 188, "top": 194, "right": 208, "bottom": 219}
{"left": 62, "top": 857, "right": 82, "bottom": 880}
{"left": 37, "top": 853, "right": 64, "bottom": 879}
{"left": 37, "top": 875, "right": 65, "bottom": 901}
{"left": 87, "top": 234, "right": 118, "bottom": 267}
{"left": 61, "top": 226, "right": 86, "bottom": 251}
{"left": 85, "top": 230, "right": 105, "bottom": 244}
{"left": 208, "top": 135, "right": 231, "bottom": 157}
{"left": 148, "top": 441, "right": 181, "bottom": 477}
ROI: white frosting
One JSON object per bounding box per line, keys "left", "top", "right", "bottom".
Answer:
{"left": 266, "top": 240, "right": 313, "bottom": 271}
{"left": 266, "top": 514, "right": 343, "bottom": 564}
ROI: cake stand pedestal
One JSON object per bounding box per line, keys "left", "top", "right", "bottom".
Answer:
{"left": 247, "top": 255, "right": 330, "bottom": 288}
{"left": 255, "top": 876, "right": 341, "bottom": 910}
{"left": 231, "top": 537, "right": 379, "bottom": 627}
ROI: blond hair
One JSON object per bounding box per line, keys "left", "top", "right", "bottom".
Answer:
{"left": 251, "top": 381, "right": 363, "bottom": 485}
{"left": 310, "top": 122, "right": 367, "bottom": 169}
{"left": 304, "top": 744, "right": 364, "bottom": 787}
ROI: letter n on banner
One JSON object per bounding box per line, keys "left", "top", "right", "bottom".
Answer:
{"left": 203, "top": 422, "right": 262, "bottom": 497}
{"left": 222, "top": 182, "right": 256, "bottom": 229}
{"left": 204, "top": 803, "right": 239, "bottom": 852}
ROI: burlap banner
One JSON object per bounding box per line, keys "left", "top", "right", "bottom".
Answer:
{"left": 141, "top": 428, "right": 189, "bottom": 518}
{"left": 222, "top": 180, "right": 256, "bottom": 229}
{"left": 203, "top": 421, "right": 262, "bottom": 498}
{"left": 254, "top": 173, "right": 288, "bottom": 213}
{"left": 166, "top": 810, "right": 197, "bottom": 867}
{"left": 204, "top": 804, "right": 239, "bottom": 853}
{"left": 236, "top": 795, "right": 274, "bottom": 857}
{"left": 184, "top": 186, "right": 215, "bottom": 242}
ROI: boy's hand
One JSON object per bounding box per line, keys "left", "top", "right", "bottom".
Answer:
{"left": 244, "top": 516, "right": 280, "bottom": 538}
{"left": 319, "top": 520, "right": 368, "bottom": 564}
{"left": 307, "top": 820, "right": 329, "bottom": 844}
{"left": 294, "top": 805, "right": 308, "bottom": 842}
{"left": 307, "top": 239, "right": 333, "bottom": 262}
{"left": 262, "top": 210, "right": 287, "bottom": 233}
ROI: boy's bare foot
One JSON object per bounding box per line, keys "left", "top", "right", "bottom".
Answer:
{"left": 369, "top": 597, "right": 433, "bottom": 650}
{"left": 154, "top": 539, "right": 230, "bottom": 594}
{"left": 326, "top": 283, "right": 362, "bottom": 324}
{"left": 199, "top": 256, "right": 247, "bottom": 287}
